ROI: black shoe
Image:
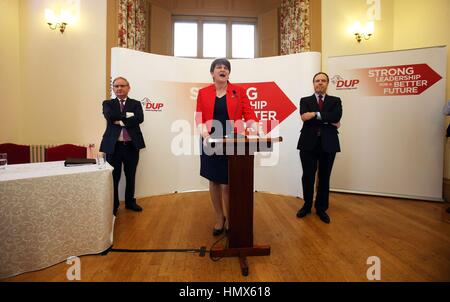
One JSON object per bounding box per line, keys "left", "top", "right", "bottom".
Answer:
{"left": 125, "top": 203, "right": 143, "bottom": 212}
{"left": 113, "top": 207, "right": 118, "bottom": 216}
{"left": 297, "top": 207, "right": 311, "bottom": 218}
{"left": 317, "top": 211, "right": 330, "bottom": 224}
{"left": 213, "top": 217, "right": 226, "bottom": 236}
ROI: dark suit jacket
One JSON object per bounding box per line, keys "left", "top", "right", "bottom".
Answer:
{"left": 297, "top": 94, "right": 342, "bottom": 153}
{"left": 100, "top": 98, "right": 146, "bottom": 154}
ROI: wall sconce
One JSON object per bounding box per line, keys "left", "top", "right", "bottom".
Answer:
{"left": 351, "top": 21, "right": 374, "bottom": 43}
{"left": 45, "top": 9, "right": 72, "bottom": 34}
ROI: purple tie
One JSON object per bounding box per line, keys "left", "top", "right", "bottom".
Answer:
{"left": 119, "top": 100, "right": 131, "bottom": 141}
{"left": 318, "top": 94, "right": 324, "bottom": 111}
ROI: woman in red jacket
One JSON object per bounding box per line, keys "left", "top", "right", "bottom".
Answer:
{"left": 196, "top": 58, "right": 258, "bottom": 236}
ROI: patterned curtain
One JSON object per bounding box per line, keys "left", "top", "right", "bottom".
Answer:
{"left": 280, "top": 0, "right": 311, "bottom": 55}
{"left": 118, "top": 0, "right": 148, "bottom": 51}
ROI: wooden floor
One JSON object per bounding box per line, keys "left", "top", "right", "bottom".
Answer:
{"left": 4, "top": 192, "right": 450, "bottom": 282}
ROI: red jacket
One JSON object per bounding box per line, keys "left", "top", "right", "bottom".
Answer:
{"left": 195, "top": 82, "right": 258, "bottom": 134}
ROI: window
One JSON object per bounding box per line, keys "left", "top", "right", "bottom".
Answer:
{"left": 232, "top": 24, "right": 255, "bottom": 59}
{"left": 203, "top": 23, "right": 227, "bottom": 58}
{"left": 173, "top": 22, "right": 197, "bottom": 57}
{"left": 173, "top": 17, "right": 256, "bottom": 58}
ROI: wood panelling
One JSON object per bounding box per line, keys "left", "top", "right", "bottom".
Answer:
{"left": 174, "top": 0, "right": 201, "bottom": 10}
{"left": 150, "top": 4, "right": 172, "bottom": 55}
{"left": 149, "top": 0, "right": 172, "bottom": 10}
{"left": 106, "top": 0, "right": 119, "bottom": 97}
{"left": 112, "top": 0, "right": 320, "bottom": 62}
{"left": 258, "top": 8, "right": 279, "bottom": 57}
{"left": 152, "top": 0, "right": 281, "bottom": 17}
{"left": 230, "top": 0, "right": 257, "bottom": 12}
{"left": 310, "top": 0, "right": 321, "bottom": 52}
{"left": 149, "top": 0, "right": 283, "bottom": 57}
{"left": 203, "top": 0, "right": 230, "bottom": 11}
{"left": 261, "top": 0, "right": 282, "bottom": 12}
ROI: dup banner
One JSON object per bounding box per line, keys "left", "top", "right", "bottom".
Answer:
{"left": 328, "top": 46, "right": 447, "bottom": 201}
{"left": 111, "top": 48, "right": 321, "bottom": 199}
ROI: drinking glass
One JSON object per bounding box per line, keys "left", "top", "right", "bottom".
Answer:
{"left": 97, "top": 153, "right": 106, "bottom": 169}
{"left": 0, "top": 153, "right": 7, "bottom": 170}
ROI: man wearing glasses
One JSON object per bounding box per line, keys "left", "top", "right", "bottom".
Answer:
{"left": 100, "top": 77, "right": 146, "bottom": 216}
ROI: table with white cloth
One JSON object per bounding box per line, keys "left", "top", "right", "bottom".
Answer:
{"left": 0, "top": 161, "right": 114, "bottom": 279}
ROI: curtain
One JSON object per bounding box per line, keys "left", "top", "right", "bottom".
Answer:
{"left": 280, "top": 0, "right": 311, "bottom": 54}
{"left": 118, "top": 0, "right": 148, "bottom": 51}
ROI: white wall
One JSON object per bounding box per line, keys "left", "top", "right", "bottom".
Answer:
{"left": 0, "top": 0, "right": 22, "bottom": 142}
{"left": 4, "top": 0, "right": 107, "bottom": 147}
{"left": 392, "top": 0, "right": 450, "bottom": 179}
{"left": 321, "top": 0, "right": 394, "bottom": 72}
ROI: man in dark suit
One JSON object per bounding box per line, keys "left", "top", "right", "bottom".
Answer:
{"left": 100, "top": 77, "right": 146, "bottom": 216}
{"left": 296, "top": 72, "right": 342, "bottom": 224}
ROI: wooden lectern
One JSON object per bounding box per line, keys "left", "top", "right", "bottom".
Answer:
{"left": 207, "top": 136, "right": 283, "bottom": 276}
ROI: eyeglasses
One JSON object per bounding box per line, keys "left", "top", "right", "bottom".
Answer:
{"left": 113, "top": 84, "right": 129, "bottom": 88}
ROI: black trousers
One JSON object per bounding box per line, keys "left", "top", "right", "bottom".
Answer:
{"left": 300, "top": 139, "right": 336, "bottom": 212}
{"left": 106, "top": 141, "right": 140, "bottom": 212}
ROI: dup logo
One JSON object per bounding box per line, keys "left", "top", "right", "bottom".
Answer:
{"left": 141, "top": 97, "right": 164, "bottom": 112}
{"left": 331, "top": 75, "right": 360, "bottom": 90}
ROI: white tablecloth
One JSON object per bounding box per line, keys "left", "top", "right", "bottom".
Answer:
{"left": 0, "top": 161, "right": 114, "bottom": 278}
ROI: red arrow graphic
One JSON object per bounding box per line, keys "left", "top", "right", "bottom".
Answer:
{"left": 357, "top": 64, "right": 442, "bottom": 96}
{"left": 238, "top": 82, "right": 297, "bottom": 134}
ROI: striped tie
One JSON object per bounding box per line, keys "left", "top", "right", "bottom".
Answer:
{"left": 318, "top": 94, "right": 324, "bottom": 111}
{"left": 119, "top": 100, "right": 131, "bottom": 141}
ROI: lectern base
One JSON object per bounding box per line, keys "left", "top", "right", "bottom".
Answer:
{"left": 210, "top": 245, "right": 271, "bottom": 276}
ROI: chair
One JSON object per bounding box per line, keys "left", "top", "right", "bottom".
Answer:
{"left": 45, "top": 144, "right": 87, "bottom": 162}
{"left": 0, "top": 143, "right": 31, "bottom": 164}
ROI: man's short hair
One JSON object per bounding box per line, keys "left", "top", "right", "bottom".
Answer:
{"left": 210, "top": 58, "right": 231, "bottom": 73}
{"left": 313, "top": 72, "right": 329, "bottom": 83}
{"left": 112, "top": 77, "right": 130, "bottom": 86}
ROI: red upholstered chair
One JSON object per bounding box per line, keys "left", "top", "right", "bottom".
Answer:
{"left": 0, "top": 143, "right": 31, "bottom": 164}
{"left": 45, "top": 144, "right": 87, "bottom": 162}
